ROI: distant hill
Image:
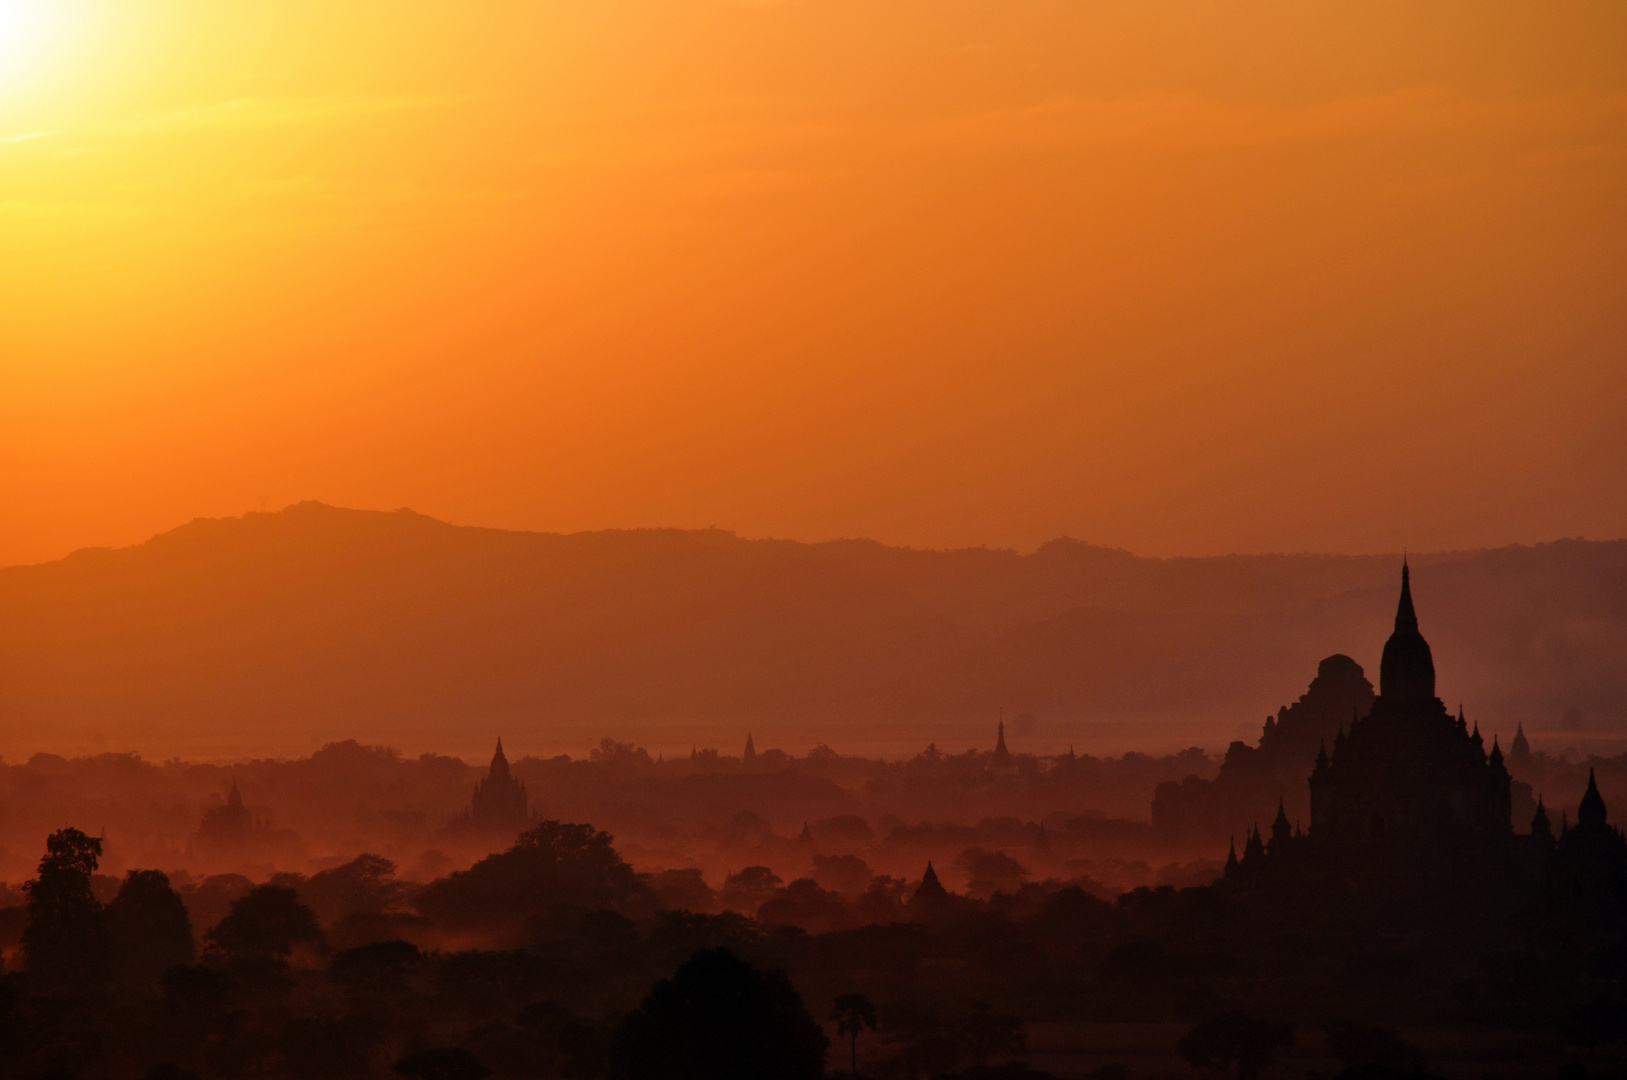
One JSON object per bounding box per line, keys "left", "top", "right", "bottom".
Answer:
{"left": 1, "top": 503, "right": 1623, "bottom": 759}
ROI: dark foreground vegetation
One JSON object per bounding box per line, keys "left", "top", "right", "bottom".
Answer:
{"left": 3, "top": 816, "right": 1624, "bottom": 1080}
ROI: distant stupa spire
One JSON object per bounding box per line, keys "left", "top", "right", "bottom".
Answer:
{"left": 910, "top": 859, "right": 951, "bottom": 909}
{"left": 463, "top": 735, "right": 528, "bottom": 833}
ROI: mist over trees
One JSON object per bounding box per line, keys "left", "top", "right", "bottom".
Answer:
{"left": 0, "top": 753, "right": 1624, "bottom": 1077}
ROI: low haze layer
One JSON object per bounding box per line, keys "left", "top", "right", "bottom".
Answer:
{"left": 2, "top": 503, "right": 1622, "bottom": 761}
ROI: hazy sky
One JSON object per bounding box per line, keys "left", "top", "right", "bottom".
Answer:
{"left": 2, "top": 1, "right": 1624, "bottom": 567}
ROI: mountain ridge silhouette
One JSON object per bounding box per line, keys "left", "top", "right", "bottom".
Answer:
{"left": 3, "top": 502, "right": 1623, "bottom": 758}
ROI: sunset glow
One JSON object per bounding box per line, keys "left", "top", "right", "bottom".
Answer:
{"left": 2, "top": 9, "right": 1627, "bottom": 1070}
{"left": 2, "top": 2, "right": 1624, "bottom": 567}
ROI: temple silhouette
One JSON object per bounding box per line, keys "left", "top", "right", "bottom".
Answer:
{"left": 443, "top": 739, "right": 533, "bottom": 838}
{"left": 1224, "top": 564, "right": 1627, "bottom": 929}
{"left": 187, "top": 778, "right": 305, "bottom": 865}
{"left": 1154, "top": 652, "right": 1376, "bottom": 842}
{"left": 1309, "top": 562, "right": 1512, "bottom": 843}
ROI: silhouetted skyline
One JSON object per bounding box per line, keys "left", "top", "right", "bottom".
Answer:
{"left": 2, "top": 560, "right": 1625, "bottom": 1076}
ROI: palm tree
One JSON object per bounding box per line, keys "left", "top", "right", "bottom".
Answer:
{"left": 830, "top": 992, "right": 878, "bottom": 1076}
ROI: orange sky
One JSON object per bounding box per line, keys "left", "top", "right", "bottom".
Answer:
{"left": 2, "top": 1, "right": 1624, "bottom": 567}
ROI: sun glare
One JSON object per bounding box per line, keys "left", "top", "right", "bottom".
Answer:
{"left": 0, "top": 0, "right": 68, "bottom": 92}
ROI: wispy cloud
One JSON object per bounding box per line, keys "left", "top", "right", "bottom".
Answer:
{"left": 117, "top": 94, "right": 454, "bottom": 135}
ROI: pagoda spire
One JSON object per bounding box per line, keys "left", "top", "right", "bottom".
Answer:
{"left": 1579, "top": 768, "right": 1608, "bottom": 828}
{"left": 1269, "top": 797, "right": 1292, "bottom": 851}
{"left": 910, "top": 860, "right": 951, "bottom": 909}
{"left": 1511, "top": 722, "right": 1532, "bottom": 765}
{"left": 1243, "top": 824, "right": 1265, "bottom": 863}
{"left": 1532, "top": 795, "right": 1553, "bottom": 841}
{"left": 1379, "top": 561, "right": 1436, "bottom": 701}
{"left": 992, "top": 711, "right": 1013, "bottom": 765}
{"left": 1395, "top": 559, "right": 1418, "bottom": 632}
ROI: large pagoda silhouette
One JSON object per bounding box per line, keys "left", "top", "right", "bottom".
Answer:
{"left": 1224, "top": 563, "right": 1627, "bottom": 928}
{"left": 1308, "top": 561, "right": 1512, "bottom": 844}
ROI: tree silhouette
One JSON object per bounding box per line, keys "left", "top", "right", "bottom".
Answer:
{"left": 831, "top": 992, "right": 877, "bottom": 1075}
{"left": 1176, "top": 1013, "right": 1294, "bottom": 1080}
{"left": 22, "top": 827, "right": 108, "bottom": 990}
{"left": 415, "top": 821, "right": 645, "bottom": 930}
{"left": 329, "top": 938, "right": 425, "bottom": 1020}
{"left": 955, "top": 849, "right": 1029, "bottom": 898}
{"left": 107, "top": 869, "right": 195, "bottom": 985}
{"left": 204, "top": 884, "right": 323, "bottom": 968}
{"left": 301, "top": 853, "right": 405, "bottom": 924}
{"left": 719, "top": 866, "right": 783, "bottom": 915}
{"left": 611, "top": 947, "right": 826, "bottom": 1080}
